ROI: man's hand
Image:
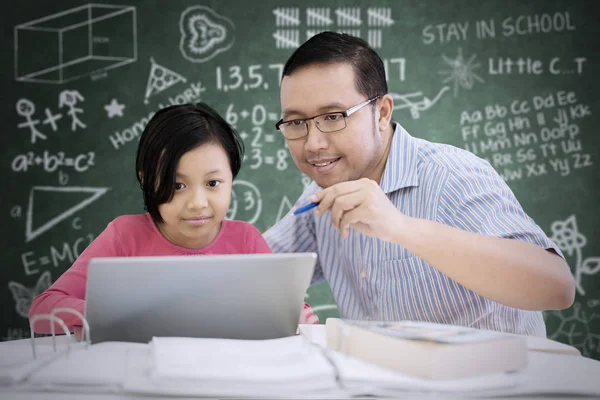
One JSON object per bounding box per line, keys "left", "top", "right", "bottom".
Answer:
{"left": 310, "top": 178, "right": 404, "bottom": 241}
{"left": 309, "top": 180, "right": 575, "bottom": 312}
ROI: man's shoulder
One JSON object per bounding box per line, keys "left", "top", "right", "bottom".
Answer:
{"left": 413, "top": 137, "right": 497, "bottom": 178}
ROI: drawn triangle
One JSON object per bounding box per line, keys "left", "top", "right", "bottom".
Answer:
{"left": 25, "top": 186, "right": 110, "bottom": 242}
{"left": 275, "top": 195, "right": 293, "bottom": 223}
{"left": 144, "top": 57, "right": 187, "bottom": 104}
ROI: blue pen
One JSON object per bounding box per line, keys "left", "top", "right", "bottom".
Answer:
{"left": 293, "top": 201, "right": 320, "bottom": 215}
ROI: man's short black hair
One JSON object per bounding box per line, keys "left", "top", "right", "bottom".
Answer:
{"left": 281, "top": 31, "right": 388, "bottom": 98}
{"left": 136, "top": 103, "right": 244, "bottom": 224}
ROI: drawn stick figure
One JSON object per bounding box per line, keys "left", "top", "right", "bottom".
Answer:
{"left": 16, "top": 98, "right": 47, "bottom": 144}
{"left": 59, "top": 90, "right": 86, "bottom": 131}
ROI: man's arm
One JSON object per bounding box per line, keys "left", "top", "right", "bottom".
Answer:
{"left": 392, "top": 216, "right": 574, "bottom": 311}
{"left": 310, "top": 177, "right": 575, "bottom": 311}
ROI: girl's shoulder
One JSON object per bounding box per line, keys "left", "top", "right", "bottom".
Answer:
{"left": 215, "top": 220, "right": 270, "bottom": 254}
{"left": 108, "top": 213, "right": 156, "bottom": 236}
{"left": 220, "top": 219, "right": 262, "bottom": 237}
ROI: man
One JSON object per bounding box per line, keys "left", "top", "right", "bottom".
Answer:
{"left": 264, "top": 31, "right": 574, "bottom": 337}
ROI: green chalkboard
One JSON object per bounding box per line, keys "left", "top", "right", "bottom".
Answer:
{"left": 2, "top": 0, "right": 598, "bottom": 359}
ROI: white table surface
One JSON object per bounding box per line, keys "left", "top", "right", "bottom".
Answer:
{"left": 1, "top": 325, "right": 599, "bottom": 399}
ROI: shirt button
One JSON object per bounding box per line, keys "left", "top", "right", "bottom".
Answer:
{"left": 360, "top": 271, "right": 367, "bottom": 279}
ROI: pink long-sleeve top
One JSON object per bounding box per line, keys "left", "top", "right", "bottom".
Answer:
{"left": 29, "top": 213, "right": 317, "bottom": 332}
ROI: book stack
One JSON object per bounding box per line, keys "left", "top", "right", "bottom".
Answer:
{"left": 325, "top": 318, "right": 528, "bottom": 380}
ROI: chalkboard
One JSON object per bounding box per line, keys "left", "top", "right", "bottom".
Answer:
{"left": 2, "top": 0, "right": 599, "bottom": 359}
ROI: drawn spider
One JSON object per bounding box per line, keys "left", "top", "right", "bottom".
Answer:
{"left": 438, "top": 47, "right": 484, "bottom": 97}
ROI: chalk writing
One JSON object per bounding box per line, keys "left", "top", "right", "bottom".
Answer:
{"left": 12, "top": 151, "right": 95, "bottom": 173}
{"left": 459, "top": 91, "right": 593, "bottom": 182}
{"left": 21, "top": 234, "right": 95, "bottom": 276}
{"left": 215, "top": 63, "right": 283, "bottom": 92}
{"left": 422, "top": 12, "right": 576, "bottom": 45}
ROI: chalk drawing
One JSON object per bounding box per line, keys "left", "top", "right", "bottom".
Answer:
{"left": 144, "top": 57, "right": 187, "bottom": 104}
{"left": 15, "top": 4, "right": 136, "bottom": 84}
{"left": 104, "top": 98, "right": 125, "bottom": 118}
{"left": 438, "top": 47, "right": 484, "bottom": 97}
{"left": 180, "top": 6, "right": 235, "bottom": 63}
{"left": 8, "top": 270, "right": 52, "bottom": 318}
{"left": 26, "top": 186, "right": 109, "bottom": 242}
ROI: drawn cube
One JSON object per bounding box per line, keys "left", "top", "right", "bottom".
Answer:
{"left": 15, "top": 4, "right": 137, "bottom": 83}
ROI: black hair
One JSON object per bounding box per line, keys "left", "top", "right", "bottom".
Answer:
{"left": 136, "top": 102, "right": 244, "bottom": 224}
{"left": 281, "top": 31, "right": 388, "bottom": 98}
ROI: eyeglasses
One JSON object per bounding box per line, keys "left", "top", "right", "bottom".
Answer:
{"left": 275, "top": 96, "right": 380, "bottom": 140}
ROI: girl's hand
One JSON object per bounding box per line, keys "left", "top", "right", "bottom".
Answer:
{"left": 298, "top": 302, "right": 319, "bottom": 324}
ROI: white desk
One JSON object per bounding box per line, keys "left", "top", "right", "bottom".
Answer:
{"left": 1, "top": 326, "right": 599, "bottom": 399}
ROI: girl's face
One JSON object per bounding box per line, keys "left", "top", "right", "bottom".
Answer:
{"left": 157, "top": 142, "right": 233, "bottom": 249}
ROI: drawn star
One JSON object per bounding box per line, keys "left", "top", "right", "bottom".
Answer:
{"left": 104, "top": 99, "right": 125, "bottom": 118}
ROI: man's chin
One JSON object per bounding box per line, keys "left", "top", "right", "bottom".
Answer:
{"left": 311, "top": 174, "right": 348, "bottom": 188}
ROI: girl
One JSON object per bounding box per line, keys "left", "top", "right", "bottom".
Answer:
{"left": 29, "top": 103, "right": 318, "bottom": 334}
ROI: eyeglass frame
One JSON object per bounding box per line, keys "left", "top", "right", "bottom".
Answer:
{"left": 275, "top": 96, "right": 381, "bottom": 140}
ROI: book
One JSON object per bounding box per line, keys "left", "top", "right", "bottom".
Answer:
{"left": 513, "top": 334, "right": 581, "bottom": 356}
{"left": 325, "top": 318, "right": 528, "bottom": 380}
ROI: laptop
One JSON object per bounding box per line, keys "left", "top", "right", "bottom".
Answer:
{"left": 84, "top": 252, "right": 317, "bottom": 344}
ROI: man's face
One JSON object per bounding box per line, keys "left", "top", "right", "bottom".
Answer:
{"left": 279, "top": 62, "right": 385, "bottom": 188}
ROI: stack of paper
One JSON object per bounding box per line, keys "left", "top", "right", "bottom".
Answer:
{"left": 121, "top": 333, "right": 522, "bottom": 398}
{"left": 125, "top": 335, "right": 340, "bottom": 398}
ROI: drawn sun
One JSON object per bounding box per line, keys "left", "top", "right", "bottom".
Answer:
{"left": 438, "top": 47, "right": 484, "bottom": 97}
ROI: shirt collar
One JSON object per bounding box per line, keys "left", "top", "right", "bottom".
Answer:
{"left": 379, "top": 123, "right": 420, "bottom": 194}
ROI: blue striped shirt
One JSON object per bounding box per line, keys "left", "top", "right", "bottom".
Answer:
{"left": 264, "top": 123, "right": 563, "bottom": 337}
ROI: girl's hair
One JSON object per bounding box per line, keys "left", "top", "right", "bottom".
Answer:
{"left": 136, "top": 102, "right": 244, "bottom": 223}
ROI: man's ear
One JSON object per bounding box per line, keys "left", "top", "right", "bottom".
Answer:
{"left": 377, "top": 94, "right": 394, "bottom": 131}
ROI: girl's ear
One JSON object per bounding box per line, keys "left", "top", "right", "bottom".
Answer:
{"left": 138, "top": 171, "right": 144, "bottom": 187}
